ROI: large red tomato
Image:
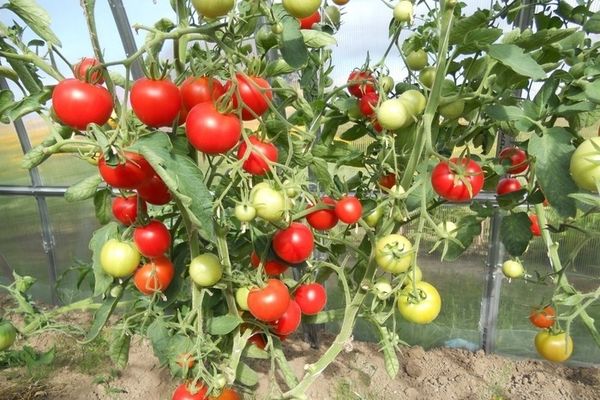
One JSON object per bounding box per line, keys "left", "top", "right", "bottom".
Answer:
{"left": 335, "top": 196, "right": 362, "bottom": 224}
{"left": 186, "top": 102, "right": 242, "bottom": 154}
{"left": 347, "top": 70, "right": 376, "bottom": 98}
{"left": 180, "top": 76, "right": 225, "bottom": 110}
{"left": 130, "top": 78, "right": 182, "bottom": 127}
{"left": 499, "top": 146, "right": 528, "bottom": 174}
{"left": 134, "top": 256, "right": 175, "bottom": 295}
{"left": 250, "top": 251, "right": 288, "bottom": 275}
{"left": 271, "top": 299, "right": 302, "bottom": 335}
{"left": 306, "top": 196, "right": 338, "bottom": 231}
{"left": 98, "top": 151, "right": 153, "bottom": 189}
{"left": 431, "top": 158, "right": 484, "bottom": 202}
{"left": 137, "top": 174, "right": 172, "bottom": 205}
{"left": 73, "top": 57, "right": 104, "bottom": 84}
{"left": 172, "top": 383, "right": 208, "bottom": 400}
{"left": 52, "top": 79, "right": 113, "bottom": 130}
{"left": 225, "top": 74, "right": 273, "bottom": 120}
{"left": 112, "top": 195, "right": 147, "bottom": 225}
{"left": 236, "top": 135, "right": 279, "bottom": 175}
{"left": 272, "top": 222, "right": 314, "bottom": 264}
{"left": 247, "top": 279, "right": 291, "bottom": 322}
{"left": 294, "top": 283, "right": 327, "bottom": 315}
{"left": 133, "top": 220, "right": 171, "bottom": 258}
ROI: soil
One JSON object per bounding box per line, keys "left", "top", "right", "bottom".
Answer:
{"left": 1, "top": 331, "right": 599, "bottom": 400}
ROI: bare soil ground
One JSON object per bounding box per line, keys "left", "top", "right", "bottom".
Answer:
{"left": 1, "top": 330, "right": 599, "bottom": 400}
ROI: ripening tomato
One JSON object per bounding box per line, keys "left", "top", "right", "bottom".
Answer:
{"left": 98, "top": 152, "right": 153, "bottom": 189}
{"left": 375, "top": 234, "right": 413, "bottom": 274}
{"left": 306, "top": 196, "right": 338, "bottom": 231}
{"left": 376, "top": 98, "right": 410, "bottom": 130}
{"left": 431, "top": 158, "right": 484, "bottom": 202}
{"left": 359, "top": 92, "right": 379, "bottom": 118}
{"left": 225, "top": 74, "right": 273, "bottom": 120}
{"left": 234, "top": 204, "right": 256, "bottom": 222}
{"left": 397, "top": 281, "right": 441, "bottom": 324}
{"left": 347, "top": 70, "right": 376, "bottom": 98}
{"left": 112, "top": 195, "right": 146, "bottom": 225}
{"left": 236, "top": 135, "right": 278, "bottom": 175}
{"left": 247, "top": 279, "right": 291, "bottom": 322}
{"left": 272, "top": 223, "right": 314, "bottom": 264}
{"left": 399, "top": 89, "right": 426, "bottom": 117}
{"left": 299, "top": 11, "right": 321, "bottom": 29}
{"left": 134, "top": 256, "right": 175, "bottom": 295}
{"left": 133, "top": 220, "right": 171, "bottom": 258}
{"left": 73, "top": 57, "right": 104, "bottom": 84}
{"left": 186, "top": 102, "right": 242, "bottom": 154}
{"left": 250, "top": 182, "right": 287, "bottom": 222}
{"left": 530, "top": 305, "right": 556, "bottom": 329}
{"left": 130, "top": 78, "right": 182, "bottom": 127}
{"left": 535, "top": 331, "right": 573, "bottom": 362}
{"left": 247, "top": 333, "right": 267, "bottom": 350}
{"left": 529, "top": 214, "right": 542, "bottom": 236}
{"left": 172, "top": 382, "right": 208, "bottom": 400}
{"left": 176, "top": 353, "right": 196, "bottom": 369}
{"left": 282, "top": 0, "right": 321, "bottom": 18}
{"left": 0, "top": 320, "right": 17, "bottom": 351}
{"left": 499, "top": 146, "right": 528, "bottom": 174}
{"left": 335, "top": 196, "right": 362, "bottom": 224}
{"left": 250, "top": 251, "right": 288, "bottom": 275}
{"left": 379, "top": 173, "right": 396, "bottom": 189}
{"left": 100, "top": 239, "right": 141, "bottom": 278}
{"left": 211, "top": 388, "right": 241, "bottom": 400}
{"left": 52, "top": 79, "right": 113, "bottom": 130}
{"left": 137, "top": 174, "right": 172, "bottom": 205}
{"left": 180, "top": 76, "right": 225, "bottom": 110}
{"left": 272, "top": 299, "right": 302, "bottom": 336}
{"left": 191, "top": 0, "right": 235, "bottom": 18}
{"left": 496, "top": 178, "right": 522, "bottom": 196}
{"left": 189, "top": 253, "right": 223, "bottom": 286}
{"left": 294, "top": 283, "right": 327, "bottom": 315}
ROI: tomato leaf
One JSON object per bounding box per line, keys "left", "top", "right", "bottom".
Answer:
{"left": 303, "top": 308, "right": 345, "bottom": 324}
{"left": 65, "top": 175, "right": 102, "bottom": 202}
{"left": 583, "top": 80, "right": 600, "bottom": 104}
{"left": 242, "top": 344, "right": 269, "bottom": 359}
{"left": 488, "top": 44, "right": 546, "bottom": 80}
{"left": 93, "top": 188, "right": 112, "bottom": 225}
{"left": 21, "top": 145, "right": 50, "bottom": 170}
{"left": 443, "top": 215, "right": 482, "bottom": 261}
{"left": 109, "top": 330, "right": 130, "bottom": 370}
{"left": 583, "top": 12, "right": 600, "bottom": 33}
{"left": 84, "top": 290, "right": 123, "bottom": 343}
{"left": 235, "top": 361, "right": 259, "bottom": 387}
{"left": 147, "top": 318, "right": 170, "bottom": 365}
{"left": 339, "top": 125, "right": 368, "bottom": 141}
{"left": 301, "top": 30, "right": 336, "bottom": 48}
{"left": 5, "top": 0, "right": 61, "bottom": 46}
{"left": 89, "top": 222, "right": 118, "bottom": 296}
{"left": 206, "top": 314, "right": 241, "bottom": 335}
{"left": 528, "top": 127, "right": 578, "bottom": 217}
{"left": 275, "top": 7, "right": 308, "bottom": 68}
{"left": 500, "top": 212, "right": 532, "bottom": 257}
{"left": 309, "top": 157, "right": 334, "bottom": 191}
{"left": 449, "top": 10, "right": 490, "bottom": 45}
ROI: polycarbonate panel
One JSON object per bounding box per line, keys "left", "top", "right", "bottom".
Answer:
{"left": 0, "top": 123, "right": 30, "bottom": 186}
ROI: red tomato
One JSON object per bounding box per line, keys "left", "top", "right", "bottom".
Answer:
{"left": 271, "top": 299, "right": 302, "bottom": 335}
{"left": 298, "top": 11, "right": 321, "bottom": 29}
{"left": 431, "top": 158, "right": 484, "bottom": 202}
{"left": 272, "top": 222, "right": 314, "bottom": 264}
{"left": 335, "top": 196, "right": 362, "bottom": 224}
{"left": 236, "top": 135, "right": 279, "bottom": 175}
{"left": 359, "top": 92, "right": 379, "bottom": 117}
{"left": 496, "top": 178, "right": 522, "bottom": 196}
{"left": 130, "top": 78, "right": 182, "bottom": 127}
{"left": 294, "top": 283, "right": 327, "bottom": 315}
{"left": 372, "top": 118, "right": 383, "bottom": 133}
{"left": 186, "top": 102, "right": 242, "bottom": 154}
{"left": 225, "top": 74, "right": 273, "bottom": 120}
{"left": 250, "top": 251, "right": 288, "bottom": 275}
{"left": 247, "top": 333, "right": 267, "bottom": 350}
{"left": 212, "top": 388, "right": 241, "bottom": 400}
{"left": 379, "top": 173, "right": 396, "bottom": 189}
{"left": 98, "top": 151, "right": 153, "bottom": 189}
{"left": 247, "top": 279, "right": 291, "bottom": 322}
{"left": 529, "top": 214, "right": 542, "bottom": 236}
{"left": 112, "top": 195, "right": 147, "bottom": 225}
{"left": 180, "top": 76, "right": 225, "bottom": 110}
{"left": 52, "top": 79, "right": 113, "bottom": 130}
{"left": 499, "top": 147, "right": 528, "bottom": 174}
{"left": 306, "top": 196, "right": 338, "bottom": 231}
{"left": 137, "top": 174, "right": 172, "bottom": 205}
{"left": 347, "top": 70, "right": 376, "bottom": 98}
{"left": 172, "top": 383, "right": 208, "bottom": 400}
{"left": 73, "top": 57, "right": 104, "bottom": 84}
{"left": 134, "top": 256, "right": 175, "bottom": 295}
{"left": 133, "top": 220, "right": 171, "bottom": 258}
{"left": 530, "top": 305, "right": 555, "bottom": 329}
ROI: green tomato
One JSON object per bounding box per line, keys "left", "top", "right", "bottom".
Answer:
{"left": 570, "top": 137, "right": 600, "bottom": 192}
{"left": 376, "top": 98, "right": 409, "bottom": 130}
{"left": 271, "top": 22, "right": 284, "bottom": 34}
{"left": 0, "top": 320, "right": 17, "bottom": 351}
{"left": 380, "top": 76, "right": 395, "bottom": 93}
{"left": 251, "top": 182, "right": 287, "bottom": 222}
{"left": 373, "top": 279, "right": 393, "bottom": 300}
{"left": 192, "top": 0, "right": 235, "bottom": 18}
{"left": 502, "top": 260, "right": 525, "bottom": 279}
{"left": 347, "top": 99, "right": 363, "bottom": 120}
{"left": 236, "top": 287, "right": 250, "bottom": 311}
{"left": 419, "top": 67, "right": 436, "bottom": 89}
{"left": 234, "top": 204, "right": 256, "bottom": 222}
{"left": 282, "top": 0, "right": 321, "bottom": 18}
{"left": 402, "top": 265, "right": 423, "bottom": 286}
{"left": 399, "top": 90, "right": 427, "bottom": 117}
{"left": 189, "top": 253, "right": 223, "bottom": 287}
{"left": 439, "top": 100, "right": 465, "bottom": 119}
{"left": 364, "top": 206, "right": 383, "bottom": 227}
{"left": 393, "top": 1, "right": 413, "bottom": 23}
{"left": 405, "top": 49, "right": 428, "bottom": 71}
{"left": 100, "top": 239, "right": 141, "bottom": 278}
{"left": 397, "top": 281, "right": 441, "bottom": 324}
{"left": 256, "top": 25, "right": 278, "bottom": 49}
{"left": 375, "top": 234, "right": 413, "bottom": 274}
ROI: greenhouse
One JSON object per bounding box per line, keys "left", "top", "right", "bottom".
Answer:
{"left": 1, "top": 0, "right": 600, "bottom": 399}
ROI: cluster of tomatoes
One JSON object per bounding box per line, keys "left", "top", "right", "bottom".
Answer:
{"left": 529, "top": 305, "right": 573, "bottom": 362}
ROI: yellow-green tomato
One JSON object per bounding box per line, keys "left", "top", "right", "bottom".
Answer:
{"left": 419, "top": 67, "right": 436, "bottom": 89}
{"left": 570, "top": 137, "right": 600, "bottom": 192}
{"left": 192, "top": 0, "right": 235, "bottom": 18}
{"left": 251, "top": 182, "right": 287, "bottom": 222}
{"left": 393, "top": 1, "right": 413, "bottom": 23}
{"left": 282, "top": 0, "right": 321, "bottom": 18}
{"left": 0, "top": 320, "right": 17, "bottom": 351}
{"left": 397, "top": 281, "right": 441, "bottom": 324}
{"left": 403, "top": 265, "right": 423, "bottom": 286}
{"left": 189, "top": 253, "right": 223, "bottom": 287}
{"left": 405, "top": 49, "right": 428, "bottom": 71}
{"left": 399, "top": 89, "right": 427, "bottom": 117}
{"left": 380, "top": 76, "right": 394, "bottom": 93}
{"left": 234, "top": 204, "right": 256, "bottom": 222}
{"left": 375, "top": 234, "right": 413, "bottom": 273}
{"left": 439, "top": 100, "right": 465, "bottom": 119}
{"left": 376, "top": 99, "right": 409, "bottom": 130}
{"left": 100, "top": 239, "right": 141, "bottom": 278}
{"left": 365, "top": 206, "right": 384, "bottom": 227}
{"left": 373, "top": 279, "right": 393, "bottom": 300}
{"left": 534, "top": 331, "right": 573, "bottom": 362}
{"left": 502, "top": 260, "right": 525, "bottom": 279}
{"left": 236, "top": 287, "right": 250, "bottom": 311}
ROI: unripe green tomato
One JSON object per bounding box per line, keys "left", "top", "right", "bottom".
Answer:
{"left": 0, "top": 320, "right": 17, "bottom": 351}
{"left": 365, "top": 207, "right": 383, "bottom": 227}
{"left": 250, "top": 182, "right": 287, "bottom": 222}
{"left": 403, "top": 265, "right": 423, "bottom": 286}
{"left": 234, "top": 204, "right": 256, "bottom": 222}
{"left": 236, "top": 287, "right": 250, "bottom": 311}
{"left": 373, "top": 279, "right": 393, "bottom": 300}
{"left": 399, "top": 90, "right": 427, "bottom": 117}
{"left": 570, "top": 137, "right": 600, "bottom": 192}
{"left": 446, "top": 0, "right": 458, "bottom": 8}
{"left": 439, "top": 100, "right": 465, "bottom": 119}
{"left": 376, "top": 98, "right": 409, "bottom": 130}
{"left": 192, "top": 0, "right": 235, "bottom": 18}
{"left": 380, "top": 76, "right": 394, "bottom": 93}
{"left": 100, "top": 239, "right": 141, "bottom": 278}
{"left": 271, "top": 22, "right": 284, "bottom": 34}
{"left": 419, "top": 67, "right": 436, "bottom": 89}
{"left": 347, "top": 99, "right": 363, "bottom": 120}
{"left": 405, "top": 49, "right": 428, "bottom": 71}
{"left": 282, "top": 0, "right": 321, "bottom": 18}
{"left": 283, "top": 180, "right": 300, "bottom": 198}
{"left": 502, "top": 260, "right": 525, "bottom": 279}
{"left": 324, "top": 6, "right": 341, "bottom": 29}
{"left": 189, "top": 253, "right": 223, "bottom": 287}
{"left": 110, "top": 285, "right": 123, "bottom": 298}
{"left": 393, "top": 1, "right": 413, "bottom": 23}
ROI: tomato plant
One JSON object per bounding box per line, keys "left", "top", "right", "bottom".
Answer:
{"left": 225, "top": 74, "right": 273, "bottom": 120}
{"left": 52, "top": 79, "right": 113, "bottom": 130}
{"left": 335, "top": 196, "right": 362, "bottom": 224}
{"left": 499, "top": 147, "right": 528, "bottom": 174}
{"left": 530, "top": 306, "right": 556, "bottom": 329}
{"left": 347, "top": 70, "right": 376, "bottom": 98}
{"left": 180, "top": 76, "right": 226, "bottom": 110}
{"left": 134, "top": 257, "right": 175, "bottom": 295}
{"left": 73, "top": 57, "right": 104, "bottom": 84}
{"left": 133, "top": 220, "right": 171, "bottom": 258}
{"left": 271, "top": 299, "right": 302, "bottom": 336}
{"left": 431, "top": 158, "right": 484, "bottom": 202}
{"left": 496, "top": 178, "right": 522, "bottom": 196}
{"left": 98, "top": 151, "right": 153, "bottom": 189}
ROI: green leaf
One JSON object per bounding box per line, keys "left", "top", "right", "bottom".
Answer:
{"left": 450, "top": 11, "right": 490, "bottom": 44}
{"left": 301, "top": 30, "right": 336, "bottom": 48}
{"left": 488, "top": 44, "right": 546, "bottom": 79}
{"left": 21, "top": 145, "right": 49, "bottom": 169}
{"left": 147, "top": 318, "right": 170, "bottom": 365}
{"left": 93, "top": 189, "right": 112, "bottom": 225}
{"left": 0, "top": 88, "right": 51, "bottom": 123}
{"left": 443, "top": 215, "right": 482, "bottom": 261}
{"left": 303, "top": 308, "right": 345, "bottom": 324}
{"left": 265, "top": 59, "right": 295, "bottom": 76}
{"left": 584, "top": 12, "right": 600, "bottom": 33}
{"left": 460, "top": 28, "right": 502, "bottom": 53}
{"left": 109, "top": 330, "right": 130, "bottom": 370}
{"left": 568, "top": 193, "right": 600, "bottom": 208}
{"left": 584, "top": 80, "right": 600, "bottom": 104}
{"left": 242, "top": 344, "right": 269, "bottom": 359}
{"left": 65, "top": 175, "right": 102, "bottom": 202}
{"left": 485, "top": 105, "right": 526, "bottom": 121}
{"left": 206, "top": 314, "right": 241, "bottom": 335}
{"left": 84, "top": 292, "right": 123, "bottom": 343}
{"left": 339, "top": 125, "right": 368, "bottom": 141}
{"left": 309, "top": 157, "right": 333, "bottom": 191}
{"left": 235, "top": 362, "right": 258, "bottom": 387}
{"left": 6, "top": 0, "right": 61, "bottom": 45}
{"left": 276, "top": 10, "right": 308, "bottom": 68}
{"left": 528, "top": 128, "right": 578, "bottom": 217}
{"left": 514, "top": 28, "right": 578, "bottom": 51}
{"left": 89, "top": 222, "right": 118, "bottom": 296}
{"left": 500, "top": 212, "right": 533, "bottom": 257}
